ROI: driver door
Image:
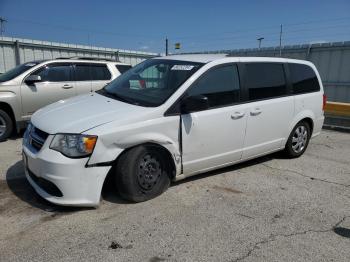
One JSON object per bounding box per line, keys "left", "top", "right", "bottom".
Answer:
{"left": 180, "top": 64, "right": 248, "bottom": 175}
{"left": 21, "top": 63, "right": 76, "bottom": 118}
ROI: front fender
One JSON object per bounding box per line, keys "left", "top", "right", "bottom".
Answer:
{"left": 86, "top": 116, "right": 181, "bottom": 176}
{"left": 0, "top": 91, "right": 21, "bottom": 121}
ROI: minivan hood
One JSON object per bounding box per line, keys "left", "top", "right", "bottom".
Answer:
{"left": 31, "top": 93, "right": 152, "bottom": 134}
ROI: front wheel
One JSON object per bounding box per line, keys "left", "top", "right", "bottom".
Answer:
{"left": 283, "top": 121, "right": 311, "bottom": 158}
{"left": 115, "top": 145, "right": 171, "bottom": 202}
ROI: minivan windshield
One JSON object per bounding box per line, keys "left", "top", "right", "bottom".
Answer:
{"left": 0, "top": 61, "right": 42, "bottom": 83}
{"left": 101, "top": 59, "right": 203, "bottom": 107}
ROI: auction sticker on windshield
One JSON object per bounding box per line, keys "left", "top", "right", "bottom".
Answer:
{"left": 171, "top": 65, "right": 195, "bottom": 70}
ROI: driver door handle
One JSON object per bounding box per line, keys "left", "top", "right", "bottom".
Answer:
{"left": 231, "top": 111, "right": 245, "bottom": 120}
{"left": 62, "top": 84, "right": 73, "bottom": 89}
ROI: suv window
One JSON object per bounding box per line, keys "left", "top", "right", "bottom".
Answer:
{"left": 90, "top": 64, "right": 111, "bottom": 80}
{"left": 116, "top": 65, "right": 132, "bottom": 74}
{"left": 74, "top": 64, "right": 111, "bottom": 81}
{"left": 245, "top": 63, "right": 287, "bottom": 100}
{"left": 0, "top": 61, "right": 42, "bottom": 83}
{"left": 34, "top": 63, "right": 72, "bottom": 82}
{"left": 187, "top": 64, "right": 240, "bottom": 108}
{"left": 289, "top": 63, "right": 320, "bottom": 94}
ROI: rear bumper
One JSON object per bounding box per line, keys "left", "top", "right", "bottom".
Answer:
{"left": 23, "top": 137, "right": 111, "bottom": 207}
{"left": 312, "top": 115, "right": 325, "bottom": 137}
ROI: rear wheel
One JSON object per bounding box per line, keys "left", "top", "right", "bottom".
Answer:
{"left": 284, "top": 121, "right": 311, "bottom": 158}
{"left": 115, "top": 145, "right": 171, "bottom": 202}
{"left": 0, "top": 109, "right": 13, "bottom": 142}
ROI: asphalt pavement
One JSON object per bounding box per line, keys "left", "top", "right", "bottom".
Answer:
{"left": 0, "top": 130, "right": 349, "bottom": 262}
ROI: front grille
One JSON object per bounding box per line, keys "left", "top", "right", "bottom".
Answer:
{"left": 28, "top": 168, "right": 63, "bottom": 197}
{"left": 29, "top": 126, "right": 49, "bottom": 152}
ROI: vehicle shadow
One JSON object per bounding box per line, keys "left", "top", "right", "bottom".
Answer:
{"left": 5, "top": 151, "right": 287, "bottom": 209}
{"left": 104, "top": 151, "right": 287, "bottom": 204}
{"left": 172, "top": 153, "right": 276, "bottom": 186}
{"left": 5, "top": 160, "right": 92, "bottom": 213}
{"left": 8, "top": 129, "right": 25, "bottom": 141}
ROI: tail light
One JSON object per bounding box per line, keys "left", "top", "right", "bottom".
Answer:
{"left": 322, "top": 94, "right": 327, "bottom": 111}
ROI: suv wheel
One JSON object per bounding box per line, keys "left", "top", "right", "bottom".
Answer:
{"left": 284, "top": 121, "right": 311, "bottom": 158}
{"left": 115, "top": 145, "right": 171, "bottom": 202}
{"left": 0, "top": 109, "right": 13, "bottom": 142}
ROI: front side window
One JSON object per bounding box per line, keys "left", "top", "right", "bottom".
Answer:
{"left": 0, "top": 61, "right": 42, "bottom": 82}
{"left": 289, "top": 63, "right": 320, "bottom": 94}
{"left": 34, "top": 64, "right": 72, "bottom": 82}
{"left": 245, "top": 63, "right": 287, "bottom": 100}
{"left": 102, "top": 59, "right": 203, "bottom": 107}
{"left": 186, "top": 64, "right": 240, "bottom": 108}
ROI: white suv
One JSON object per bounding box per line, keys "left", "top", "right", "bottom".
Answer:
{"left": 22, "top": 54, "right": 325, "bottom": 206}
{"left": 0, "top": 57, "right": 132, "bottom": 141}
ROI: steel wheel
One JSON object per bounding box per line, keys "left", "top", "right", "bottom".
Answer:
{"left": 291, "top": 125, "right": 308, "bottom": 153}
{"left": 137, "top": 153, "right": 162, "bottom": 191}
{"left": 0, "top": 115, "right": 6, "bottom": 137}
{"left": 115, "top": 145, "right": 172, "bottom": 202}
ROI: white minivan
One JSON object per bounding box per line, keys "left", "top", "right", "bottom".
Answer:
{"left": 22, "top": 54, "right": 325, "bottom": 206}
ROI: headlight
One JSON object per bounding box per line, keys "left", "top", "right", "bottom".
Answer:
{"left": 23, "top": 123, "right": 33, "bottom": 145}
{"left": 50, "top": 134, "right": 97, "bottom": 158}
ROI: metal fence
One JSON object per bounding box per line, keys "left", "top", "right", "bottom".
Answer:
{"left": 0, "top": 36, "right": 159, "bottom": 73}
{"left": 187, "top": 41, "right": 350, "bottom": 104}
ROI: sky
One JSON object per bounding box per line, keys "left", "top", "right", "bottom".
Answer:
{"left": 1, "top": 0, "right": 350, "bottom": 54}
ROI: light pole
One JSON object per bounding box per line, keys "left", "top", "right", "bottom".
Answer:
{"left": 0, "top": 17, "right": 7, "bottom": 36}
{"left": 257, "top": 37, "right": 264, "bottom": 50}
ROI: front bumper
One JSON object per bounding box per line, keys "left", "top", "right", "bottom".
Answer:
{"left": 23, "top": 135, "right": 111, "bottom": 207}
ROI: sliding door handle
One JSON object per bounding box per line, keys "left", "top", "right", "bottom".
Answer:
{"left": 250, "top": 108, "right": 262, "bottom": 116}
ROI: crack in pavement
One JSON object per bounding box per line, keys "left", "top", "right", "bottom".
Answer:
{"left": 261, "top": 163, "right": 350, "bottom": 188}
{"left": 231, "top": 216, "right": 350, "bottom": 262}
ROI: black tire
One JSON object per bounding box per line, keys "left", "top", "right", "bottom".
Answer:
{"left": 283, "top": 121, "right": 311, "bottom": 158}
{"left": 115, "top": 145, "right": 172, "bottom": 202}
{"left": 0, "top": 109, "right": 13, "bottom": 142}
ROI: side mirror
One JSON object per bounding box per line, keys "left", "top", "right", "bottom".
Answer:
{"left": 181, "top": 95, "right": 209, "bottom": 113}
{"left": 25, "top": 75, "right": 41, "bottom": 85}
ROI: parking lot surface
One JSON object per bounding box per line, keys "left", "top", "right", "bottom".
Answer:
{"left": 0, "top": 130, "right": 350, "bottom": 262}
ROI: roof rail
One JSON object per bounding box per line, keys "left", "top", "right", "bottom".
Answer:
{"left": 56, "top": 56, "right": 118, "bottom": 62}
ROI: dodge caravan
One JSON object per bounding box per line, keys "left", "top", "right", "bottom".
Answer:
{"left": 22, "top": 54, "right": 325, "bottom": 206}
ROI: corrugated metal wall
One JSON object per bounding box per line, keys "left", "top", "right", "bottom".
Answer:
{"left": 0, "top": 36, "right": 159, "bottom": 73}
{"left": 189, "top": 41, "right": 350, "bottom": 103}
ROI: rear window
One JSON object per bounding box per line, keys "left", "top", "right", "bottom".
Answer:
{"left": 289, "top": 63, "right": 320, "bottom": 94}
{"left": 74, "top": 64, "right": 111, "bottom": 81}
{"left": 116, "top": 65, "right": 132, "bottom": 74}
{"left": 245, "top": 63, "right": 287, "bottom": 100}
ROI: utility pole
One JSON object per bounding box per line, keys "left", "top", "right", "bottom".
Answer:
{"left": 257, "top": 37, "right": 264, "bottom": 50}
{"left": 165, "top": 37, "right": 168, "bottom": 56}
{"left": 0, "top": 17, "right": 7, "bottom": 36}
{"left": 279, "top": 24, "right": 283, "bottom": 57}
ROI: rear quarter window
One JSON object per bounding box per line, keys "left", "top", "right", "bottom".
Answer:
{"left": 289, "top": 63, "right": 320, "bottom": 94}
{"left": 115, "top": 65, "right": 132, "bottom": 74}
